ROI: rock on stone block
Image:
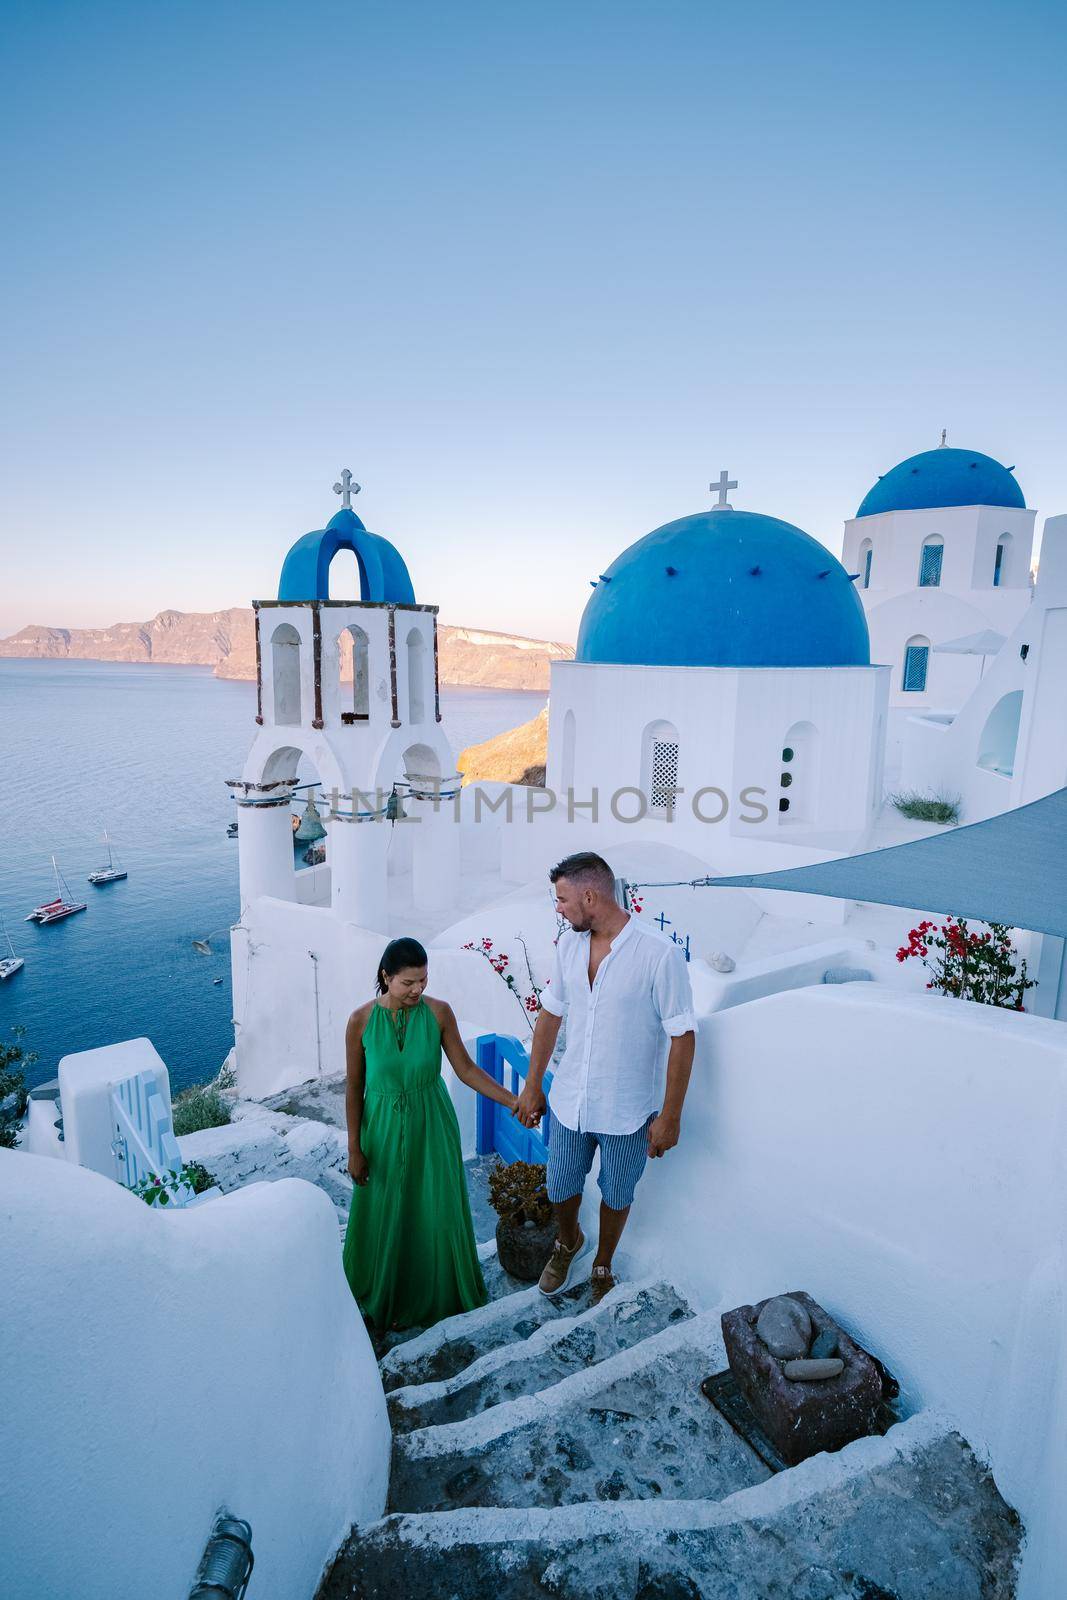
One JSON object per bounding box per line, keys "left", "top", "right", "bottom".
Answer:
{"left": 721, "top": 1290, "right": 884, "bottom": 1467}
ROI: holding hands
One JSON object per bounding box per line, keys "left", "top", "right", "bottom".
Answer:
{"left": 514, "top": 1083, "right": 546, "bottom": 1129}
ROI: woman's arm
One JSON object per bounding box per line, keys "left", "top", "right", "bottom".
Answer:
{"left": 433, "top": 1000, "right": 519, "bottom": 1112}
{"left": 345, "top": 1008, "right": 370, "bottom": 1184}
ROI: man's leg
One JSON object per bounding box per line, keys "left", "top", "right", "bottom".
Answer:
{"left": 592, "top": 1199, "right": 630, "bottom": 1270}
{"left": 591, "top": 1117, "right": 653, "bottom": 1273}
{"left": 554, "top": 1191, "right": 583, "bottom": 1252}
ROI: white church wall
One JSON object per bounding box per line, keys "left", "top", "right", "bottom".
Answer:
{"left": 897, "top": 514, "right": 1067, "bottom": 823}
{"left": 231, "top": 896, "right": 533, "bottom": 1101}
{"left": 618, "top": 983, "right": 1067, "bottom": 1596}
{"left": 843, "top": 504, "right": 1035, "bottom": 718}
{"left": 0, "top": 1151, "right": 389, "bottom": 1600}
{"left": 544, "top": 660, "right": 886, "bottom": 866}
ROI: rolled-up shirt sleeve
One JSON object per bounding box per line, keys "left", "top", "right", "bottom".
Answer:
{"left": 539, "top": 936, "right": 568, "bottom": 1017}
{"left": 652, "top": 944, "right": 696, "bottom": 1037}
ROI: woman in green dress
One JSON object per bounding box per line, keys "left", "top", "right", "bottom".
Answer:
{"left": 342, "top": 936, "right": 519, "bottom": 1332}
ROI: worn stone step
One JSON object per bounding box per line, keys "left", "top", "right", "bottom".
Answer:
{"left": 388, "top": 1312, "right": 772, "bottom": 1513}
{"left": 319, "top": 1415, "right": 1022, "bottom": 1600}
{"left": 388, "top": 1280, "right": 693, "bottom": 1434}
{"left": 378, "top": 1276, "right": 593, "bottom": 1394}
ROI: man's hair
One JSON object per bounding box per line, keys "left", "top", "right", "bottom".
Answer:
{"left": 549, "top": 852, "right": 616, "bottom": 897}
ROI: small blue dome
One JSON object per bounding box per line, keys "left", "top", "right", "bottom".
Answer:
{"left": 857, "top": 447, "right": 1024, "bottom": 518}
{"left": 277, "top": 508, "right": 416, "bottom": 604}
{"left": 576, "top": 509, "right": 870, "bottom": 669}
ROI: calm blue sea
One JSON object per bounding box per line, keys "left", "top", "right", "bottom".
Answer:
{"left": 0, "top": 660, "right": 545, "bottom": 1094}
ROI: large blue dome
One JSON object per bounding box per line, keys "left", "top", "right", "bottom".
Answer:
{"left": 576, "top": 509, "right": 870, "bottom": 669}
{"left": 857, "top": 447, "right": 1024, "bottom": 518}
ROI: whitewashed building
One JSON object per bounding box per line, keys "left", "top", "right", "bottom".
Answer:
{"left": 841, "top": 442, "right": 1035, "bottom": 772}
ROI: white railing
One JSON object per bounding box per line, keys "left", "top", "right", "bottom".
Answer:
{"left": 110, "top": 1070, "right": 193, "bottom": 1206}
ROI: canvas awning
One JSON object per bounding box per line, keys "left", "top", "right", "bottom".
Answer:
{"left": 709, "top": 788, "right": 1067, "bottom": 937}
{"left": 932, "top": 628, "right": 1007, "bottom": 656}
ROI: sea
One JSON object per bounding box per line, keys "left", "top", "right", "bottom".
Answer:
{"left": 0, "top": 659, "right": 546, "bottom": 1095}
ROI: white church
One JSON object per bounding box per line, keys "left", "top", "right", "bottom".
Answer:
{"left": 8, "top": 446, "right": 1067, "bottom": 1600}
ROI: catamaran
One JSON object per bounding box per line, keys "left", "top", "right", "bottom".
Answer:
{"left": 87, "top": 830, "right": 127, "bottom": 886}
{"left": 0, "top": 916, "right": 24, "bottom": 979}
{"left": 26, "top": 856, "right": 88, "bottom": 923}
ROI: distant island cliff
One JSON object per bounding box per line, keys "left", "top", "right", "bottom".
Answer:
{"left": 0, "top": 610, "right": 573, "bottom": 692}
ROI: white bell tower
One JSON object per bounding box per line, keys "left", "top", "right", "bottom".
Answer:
{"left": 227, "top": 473, "right": 460, "bottom": 932}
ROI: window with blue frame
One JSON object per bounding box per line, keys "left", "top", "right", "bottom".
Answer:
{"left": 861, "top": 543, "right": 873, "bottom": 589}
{"left": 918, "top": 541, "right": 943, "bottom": 587}
{"left": 902, "top": 642, "right": 929, "bottom": 692}
{"left": 993, "top": 542, "right": 1005, "bottom": 587}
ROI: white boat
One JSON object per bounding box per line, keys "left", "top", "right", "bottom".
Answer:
{"left": 0, "top": 916, "right": 23, "bottom": 979}
{"left": 26, "top": 856, "right": 88, "bottom": 923}
{"left": 87, "top": 830, "right": 128, "bottom": 886}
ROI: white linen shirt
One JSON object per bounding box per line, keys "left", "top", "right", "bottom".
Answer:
{"left": 539, "top": 914, "right": 696, "bottom": 1135}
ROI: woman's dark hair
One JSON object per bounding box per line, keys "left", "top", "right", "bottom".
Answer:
{"left": 376, "top": 936, "right": 429, "bottom": 994}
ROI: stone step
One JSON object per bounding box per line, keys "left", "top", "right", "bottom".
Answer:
{"left": 319, "top": 1415, "right": 1022, "bottom": 1600}
{"left": 388, "top": 1280, "right": 693, "bottom": 1434}
{"left": 388, "top": 1312, "right": 772, "bottom": 1514}
{"left": 378, "top": 1277, "right": 593, "bottom": 1394}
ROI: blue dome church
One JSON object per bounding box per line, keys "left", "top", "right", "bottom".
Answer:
{"left": 841, "top": 436, "right": 1037, "bottom": 725}
{"left": 576, "top": 507, "right": 870, "bottom": 670}
{"left": 547, "top": 476, "right": 889, "bottom": 855}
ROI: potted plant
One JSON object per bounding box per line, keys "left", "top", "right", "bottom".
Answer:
{"left": 487, "top": 1157, "right": 557, "bottom": 1282}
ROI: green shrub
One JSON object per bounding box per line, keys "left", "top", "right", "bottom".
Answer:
{"left": 0, "top": 1027, "right": 36, "bottom": 1150}
{"left": 172, "top": 1082, "right": 232, "bottom": 1137}
{"left": 891, "top": 790, "right": 961, "bottom": 825}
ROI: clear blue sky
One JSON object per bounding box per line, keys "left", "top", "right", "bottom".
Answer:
{"left": 2, "top": 0, "right": 1065, "bottom": 642}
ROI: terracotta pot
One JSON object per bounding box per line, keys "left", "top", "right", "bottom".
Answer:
{"left": 495, "top": 1214, "right": 557, "bottom": 1282}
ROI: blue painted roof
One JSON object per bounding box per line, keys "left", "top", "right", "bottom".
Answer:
{"left": 857, "top": 448, "right": 1025, "bottom": 518}
{"left": 277, "top": 508, "right": 416, "bottom": 604}
{"left": 576, "top": 509, "right": 870, "bottom": 669}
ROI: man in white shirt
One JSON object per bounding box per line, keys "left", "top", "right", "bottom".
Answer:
{"left": 515, "top": 851, "right": 696, "bottom": 1305}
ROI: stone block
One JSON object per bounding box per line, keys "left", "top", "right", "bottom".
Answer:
{"left": 721, "top": 1290, "right": 885, "bottom": 1467}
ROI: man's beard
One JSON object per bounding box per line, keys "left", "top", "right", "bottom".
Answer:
{"left": 565, "top": 912, "right": 592, "bottom": 932}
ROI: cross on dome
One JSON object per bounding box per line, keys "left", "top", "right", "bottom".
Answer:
{"left": 710, "top": 470, "right": 737, "bottom": 511}
{"left": 333, "top": 468, "right": 361, "bottom": 509}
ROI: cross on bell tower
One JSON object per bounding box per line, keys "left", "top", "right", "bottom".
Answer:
{"left": 710, "top": 469, "right": 737, "bottom": 510}
{"left": 333, "top": 468, "right": 361, "bottom": 509}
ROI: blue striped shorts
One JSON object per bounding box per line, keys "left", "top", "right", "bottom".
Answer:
{"left": 546, "top": 1114, "right": 654, "bottom": 1212}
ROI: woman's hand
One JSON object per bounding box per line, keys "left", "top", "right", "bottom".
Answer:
{"left": 348, "top": 1148, "right": 369, "bottom": 1185}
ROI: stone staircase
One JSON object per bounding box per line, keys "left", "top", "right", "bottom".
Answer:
{"left": 318, "top": 1271, "right": 1022, "bottom": 1600}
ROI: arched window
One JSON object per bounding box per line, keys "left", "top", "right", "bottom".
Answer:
{"left": 859, "top": 538, "right": 873, "bottom": 590}
{"left": 641, "top": 720, "right": 680, "bottom": 814}
{"left": 977, "top": 691, "right": 1023, "bottom": 777}
{"left": 350, "top": 626, "right": 370, "bottom": 718}
{"left": 918, "top": 536, "right": 943, "bottom": 588}
{"left": 993, "top": 534, "right": 1011, "bottom": 588}
{"left": 902, "top": 635, "right": 930, "bottom": 693}
{"left": 406, "top": 628, "right": 426, "bottom": 723}
{"left": 560, "top": 708, "right": 576, "bottom": 792}
{"left": 778, "top": 721, "right": 819, "bottom": 823}
{"left": 270, "top": 623, "right": 302, "bottom": 726}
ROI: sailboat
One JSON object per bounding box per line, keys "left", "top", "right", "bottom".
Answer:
{"left": 87, "top": 830, "right": 127, "bottom": 886}
{"left": 0, "top": 916, "right": 24, "bottom": 979}
{"left": 26, "top": 856, "right": 88, "bottom": 923}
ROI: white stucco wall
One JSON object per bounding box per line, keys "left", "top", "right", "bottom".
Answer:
{"left": 0, "top": 1151, "right": 389, "bottom": 1600}
{"left": 842, "top": 503, "right": 1035, "bottom": 714}
{"left": 616, "top": 983, "right": 1067, "bottom": 1600}
{"left": 543, "top": 660, "right": 887, "bottom": 860}
{"left": 898, "top": 513, "right": 1067, "bottom": 823}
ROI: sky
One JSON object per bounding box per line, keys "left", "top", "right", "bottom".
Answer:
{"left": 2, "top": 0, "right": 1065, "bottom": 644}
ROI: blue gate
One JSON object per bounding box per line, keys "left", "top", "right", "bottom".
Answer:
{"left": 475, "top": 1034, "right": 552, "bottom": 1165}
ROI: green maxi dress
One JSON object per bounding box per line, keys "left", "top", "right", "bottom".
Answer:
{"left": 342, "top": 999, "right": 488, "bottom": 1330}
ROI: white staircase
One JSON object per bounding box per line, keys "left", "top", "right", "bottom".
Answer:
{"left": 318, "top": 1276, "right": 1022, "bottom": 1599}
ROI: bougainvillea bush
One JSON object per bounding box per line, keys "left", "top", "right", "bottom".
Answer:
{"left": 897, "top": 917, "right": 1035, "bottom": 1010}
